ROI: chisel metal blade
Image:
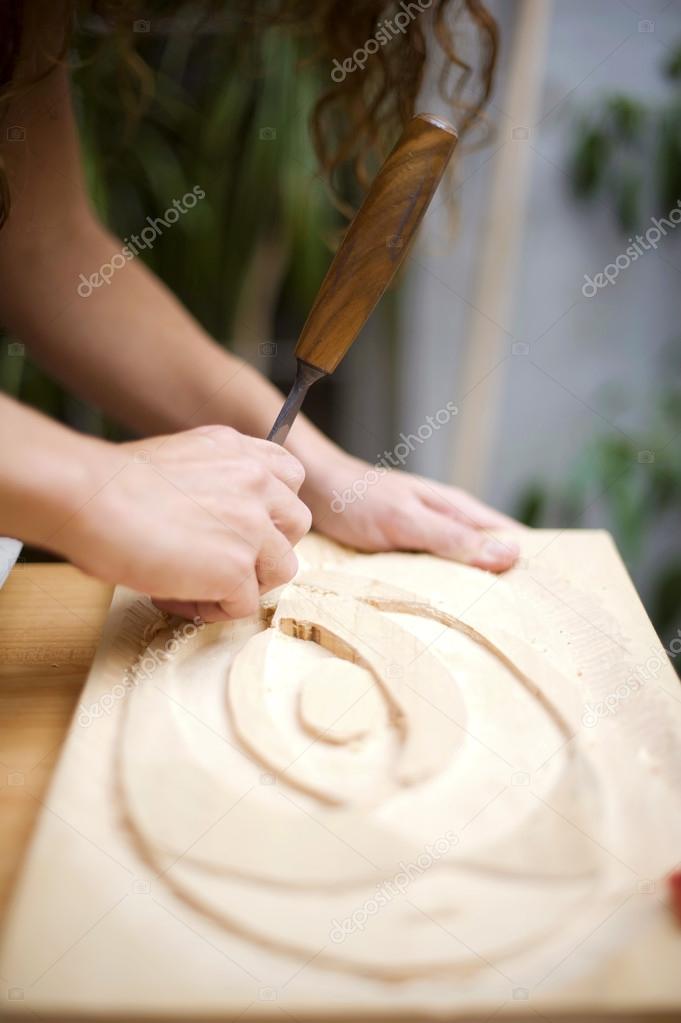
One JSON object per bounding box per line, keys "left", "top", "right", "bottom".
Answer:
{"left": 267, "top": 360, "right": 326, "bottom": 445}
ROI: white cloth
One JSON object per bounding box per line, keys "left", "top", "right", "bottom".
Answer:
{"left": 0, "top": 538, "right": 22, "bottom": 588}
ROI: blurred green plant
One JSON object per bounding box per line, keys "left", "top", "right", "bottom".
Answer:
{"left": 517, "top": 40, "right": 681, "bottom": 664}
{"left": 516, "top": 371, "right": 681, "bottom": 668}
{"left": 75, "top": 18, "right": 333, "bottom": 338}
{"left": 570, "top": 39, "right": 681, "bottom": 230}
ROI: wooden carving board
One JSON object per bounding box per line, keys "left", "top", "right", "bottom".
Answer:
{"left": 1, "top": 530, "right": 681, "bottom": 1021}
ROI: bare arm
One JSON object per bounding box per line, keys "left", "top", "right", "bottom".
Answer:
{"left": 0, "top": 7, "right": 312, "bottom": 619}
{"left": 0, "top": 45, "right": 332, "bottom": 462}
{"left": 0, "top": 8, "right": 520, "bottom": 585}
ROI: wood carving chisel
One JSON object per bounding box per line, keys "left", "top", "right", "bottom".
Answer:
{"left": 267, "top": 112, "right": 458, "bottom": 445}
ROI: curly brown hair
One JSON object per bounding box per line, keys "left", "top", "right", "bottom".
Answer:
{"left": 0, "top": 0, "right": 498, "bottom": 226}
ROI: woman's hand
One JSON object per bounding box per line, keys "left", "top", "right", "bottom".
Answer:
{"left": 49, "top": 426, "right": 311, "bottom": 622}
{"left": 301, "top": 451, "right": 522, "bottom": 572}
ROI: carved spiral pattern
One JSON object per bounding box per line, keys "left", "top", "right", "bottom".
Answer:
{"left": 119, "top": 547, "right": 615, "bottom": 980}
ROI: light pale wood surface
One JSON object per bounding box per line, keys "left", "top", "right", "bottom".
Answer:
{"left": 0, "top": 564, "right": 112, "bottom": 919}
{"left": 2, "top": 532, "right": 681, "bottom": 1021}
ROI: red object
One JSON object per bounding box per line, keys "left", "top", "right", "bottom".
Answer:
{"left": 668, "top": 870, "right": 681, "bottom": 924}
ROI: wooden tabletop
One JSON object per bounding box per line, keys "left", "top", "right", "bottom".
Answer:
{"left": 0, "top": 563, "right": 112, "bottom": 920}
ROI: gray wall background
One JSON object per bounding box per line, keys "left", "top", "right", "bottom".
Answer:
{"left": 342, "top": 0, "right": 679, "bottom": 547}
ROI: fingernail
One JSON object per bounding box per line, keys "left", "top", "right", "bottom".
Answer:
{"left": 478, "top": 539, "right": 519, "bottom": 568}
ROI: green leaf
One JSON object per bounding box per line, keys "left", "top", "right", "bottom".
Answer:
{"left": 615, "top": 167, "right": 642, "bottom": 231}
{"left": 571, "top": 125, "right": 610, "bottom": 197}
{"left": 606, "top": 95, "right": 646, "bottom": 142}
{"left": 652, "top": 563, "right": 681, "bottom": 638}
{"left": 514, "top": 484, "right": 547, "bottom": 527}
{"left": 662, "top": 42, "right": 681, "bottom": 80}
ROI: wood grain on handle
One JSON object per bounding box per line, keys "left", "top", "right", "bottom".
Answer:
{"left": 295, "top": 113, "right": 458, "bottom": 374}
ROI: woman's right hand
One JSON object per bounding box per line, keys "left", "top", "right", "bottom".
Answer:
{"left": 49, "top": 425, "right": 312, "bottom": 621}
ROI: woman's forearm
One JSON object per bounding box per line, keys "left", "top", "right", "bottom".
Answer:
{"left": 0, "top": 42, "right": 520, "bottom": 588}
{"left": 0, "top": 215, "right": 339, "bottom": 477}
{"left": 0, "top": 393, "right": 313, "bottom": 611}
{"left": 0, "top": 393, "right": 105, "bottom": 544}
{"left": 0, "top": 58, "right": 339, "bottom": 487}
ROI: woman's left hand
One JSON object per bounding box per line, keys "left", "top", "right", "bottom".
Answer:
{"left": 302, "top": 452, "right": 523, "bottom": 572}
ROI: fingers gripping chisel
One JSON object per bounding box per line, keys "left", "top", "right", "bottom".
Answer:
{"left": 267, "top": 113, "right": 458, "bottom": 445}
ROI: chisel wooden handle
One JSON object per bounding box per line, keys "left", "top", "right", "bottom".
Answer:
{"left": 267, "top": 113, "right": 458, "bottom": 445}
{"left": 294, "top": 113, "right": 458, "bottom": 374}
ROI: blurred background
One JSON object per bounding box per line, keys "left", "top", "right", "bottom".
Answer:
{"left": 1, "top": 0, "right": 680, "bottom": 655}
